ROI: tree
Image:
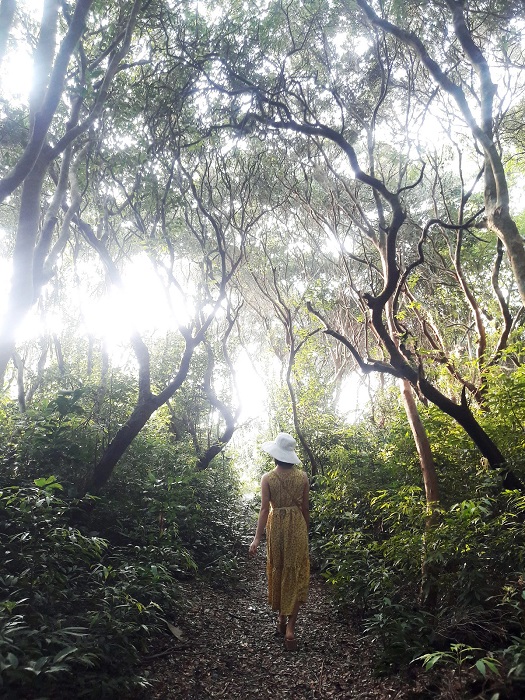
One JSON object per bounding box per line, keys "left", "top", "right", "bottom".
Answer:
{"left": 353, "top": 0, "right": 525, "bottom": 306}
{"left": 191, "top": 0, "right": 524, "bottom": 486}
{"left": 0, "top": 0, "right": 143, "bottom": 381}
{"left": 85, "top": 140, "right": 260, "bottom": 491}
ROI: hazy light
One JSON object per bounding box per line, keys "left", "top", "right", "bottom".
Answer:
{"left": 0, "top": 0, "right": 43, "bottom": 106}
{"left": 0, "top": 257, "right": 11, "bottom": 320}
{"left": 78, "top": 253, "right": 192, "bottom": 343}
{"left": 336, "top": 372, "right": 373, "bottom": 420}
{"left": 332, "top": 31, "right": 370, "bottom": 58}
{"left": 16, "top": 307, "right": 63, "bottom": 342}
{"left": 234, "top": 348, "right": 268, "bottom": 421}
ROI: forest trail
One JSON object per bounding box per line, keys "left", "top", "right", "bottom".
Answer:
{"left": 140, "top": 555, "right": 429, "bottom": 700}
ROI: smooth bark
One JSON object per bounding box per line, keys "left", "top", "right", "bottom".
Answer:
{"left": 399, "top": 378, "right": 439, "bottom": 505}
{"left": 399, "top": 378, "right": 440, "bottom": 609}
{"left": 0, "top": 155, "right": 50, "bottom": 381}
{"left": 89, "top": 341, "right": 195, "bottom": 493}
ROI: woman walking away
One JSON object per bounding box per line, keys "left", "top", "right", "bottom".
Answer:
{"left": 249, "top": 432, "right": 310, "bottom": 651}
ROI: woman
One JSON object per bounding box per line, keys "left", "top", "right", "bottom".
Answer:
{"left": 249, "top": 432, "right": 310, "bottom": 651}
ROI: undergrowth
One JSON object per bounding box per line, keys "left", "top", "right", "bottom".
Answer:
{"left": 0, "top": 466, "right": 246, "bottom": 699}
{"left": 311, "top": 470, "right": 525, "bottom": 696}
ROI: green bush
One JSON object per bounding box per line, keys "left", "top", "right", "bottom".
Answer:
{"left": 0, "top": 478, "right": 188, "bottom": 698}
{"left": 312, "top": 472, "right": 525, "bottom": 670}
{"left": 0, "top": 390, "right": 101, "bottom": 492}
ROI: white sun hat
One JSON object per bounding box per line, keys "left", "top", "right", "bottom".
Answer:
{"left": 261, "top": 432, "right": 301, "bottom": 464}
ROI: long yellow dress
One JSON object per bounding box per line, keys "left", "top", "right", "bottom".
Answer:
{"left": 266, "top": 467, "right": 310, "bottom": 615}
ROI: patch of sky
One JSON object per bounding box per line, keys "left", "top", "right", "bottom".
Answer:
{"left": 331, "top": 31, "right": 370, "bottom": 59}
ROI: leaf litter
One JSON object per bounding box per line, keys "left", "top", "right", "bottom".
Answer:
{"left": 131, "top": 555, "right": 436, "bottom": 699}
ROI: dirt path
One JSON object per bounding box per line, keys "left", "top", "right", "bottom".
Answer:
{"left": 139, "top": 556, "right": 429, "bottom": 699}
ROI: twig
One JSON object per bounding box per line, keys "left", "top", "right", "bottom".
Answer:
{"left": 143, "top": 644, "right": 192, "bottom": 661}
{"left": 318, "top": 659, "right": 325, "bottom": 696}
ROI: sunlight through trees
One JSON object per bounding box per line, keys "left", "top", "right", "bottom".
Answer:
{"left": 2, "top": 1, "right": 525, "bottom": 697}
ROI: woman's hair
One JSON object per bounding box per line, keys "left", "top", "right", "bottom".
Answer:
{"left": 275, "top": 459, "right": 295, "bottom": 469}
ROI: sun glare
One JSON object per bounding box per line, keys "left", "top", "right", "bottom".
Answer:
{"left": 0, "top": 256, "right": 10, "bottom": 321}
{"left": 0, "top": 252, "right": 201, "bottom": 358}
{"left": 1, "top": 1, "right": 43, "bottom": 106}
{"left": 16, "top": 307, "right": 63, "bottom": 342}
{"left": 336, "top": 372, "right": 372, "bottom": 420}
{"left": 77, "top": 253, "right": 194, "bottom": 346}
{"left": 1, "top": 51, "right": 33, "bottom": 105}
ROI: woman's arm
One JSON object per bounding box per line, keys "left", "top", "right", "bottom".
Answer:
{"left": 249, "top": 473, "right": 270, "bottom": 556}
{"left": 301, "top": 472, "right": 310, "bottom": 528}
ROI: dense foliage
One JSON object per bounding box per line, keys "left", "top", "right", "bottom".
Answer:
{"left": 0, "top": 433, "right": 246, "bottom": 697}
{"left": 2, "top": 0, "right": 525, "bottom": 697}
{"left": 309, "top": 380, "right": 525, "bottom": 695}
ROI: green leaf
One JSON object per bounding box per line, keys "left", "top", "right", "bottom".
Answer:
{"left": 34, "top": 476, "right": 63, "bottom": 491}
{"left": 483, "top": 659, "right": 501, "bottom": 675}
{"left": 53, "top": 646, "right": 78, "bottom": 663}
{"left": 424, "top": 656, "right": 441, "bottom": 670}
{"left": 475, "top": 659, "right": 486, "bottom": 676}
{"left": 25, "top": 656, "right": 49, "bottom": 674}
{"left": 6, "top": 652, "right": 18, "bottom": 668}
{"left": 415, "top": 652, "right": 447, "bottom": 670}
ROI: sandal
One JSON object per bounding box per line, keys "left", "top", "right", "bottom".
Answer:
{"left": 284, "top": 636, "right": 298, "bottom": 651}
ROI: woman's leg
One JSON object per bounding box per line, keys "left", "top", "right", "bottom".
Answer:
{"left": 277, "top": 613, "right": 287, "bottom": 634}
{"left": 285, "top": 601, "right": 302, "bottom": 641}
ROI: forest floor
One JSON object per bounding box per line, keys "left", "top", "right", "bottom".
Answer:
{"left": 135, "top": 554, "right": 447, "bottom": 700}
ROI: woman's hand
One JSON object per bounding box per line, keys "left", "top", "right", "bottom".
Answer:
{"left": 248, "top": 538, "right": 260, "bottom": 557}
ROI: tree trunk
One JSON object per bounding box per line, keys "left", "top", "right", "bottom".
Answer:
{"left": 386, "top": 297, "right": 439, "bottom": 502}
{"left": 409, "top": 370, "right": 522, "bottom": 490}
{"left": 417, "top": 376, "right": 501, "bottom": 464}
{"left": 489, "top": 210, "right": 525, "bottom": 308}
{"left": 196, "top": 424, "right": 236, "bottom": 471}
{"left": 320, "top": 303, "right": 524, "bottom": 492}
{"left": 26, "top": 337, "right": 49, "bottom": 404}
{"left": 0, "top": 0, "right": 94, "bottom": 203}
{"left": 286, "top": 350, "right": 321, "bottom": 476}
{"left": 399, "top": 379, "right": 439, "bottom": 504}
{"left": 367, "top": 297, "right": 522, "bottom": 487}
{"left": 196, "top": 342, "right": 239, "bottom": 470}
{"left": 88, "top": 341, "right": 196, "bottom": 494}
{"left": 399, "top": 378, "right": 440, "bottom": 609}
{"left": 89, "top": 395, "right": 160, "bottom": 493}
{"left": 0, "top": 0, "right": 141, "bottom": 385}
{"left": 0, "top": 156, "right": 48, "bottom": 382}
{"left": 12, "top": 352, "right": 27, "bottom": 413}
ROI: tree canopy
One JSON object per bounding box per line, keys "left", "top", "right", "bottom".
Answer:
{"left": 2, "top": 1, "right": 525, "bottom": 696}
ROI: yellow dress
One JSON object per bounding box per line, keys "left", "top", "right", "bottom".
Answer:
{"left": 266, "top": 467, "right": 310, "bottom": 615}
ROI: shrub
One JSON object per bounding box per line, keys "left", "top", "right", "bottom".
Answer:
{"left": 0, "top": 478, "right": 188, "bottom": 698}
{"left": 312, "top": 472, "right": 525, "bottom": 671}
